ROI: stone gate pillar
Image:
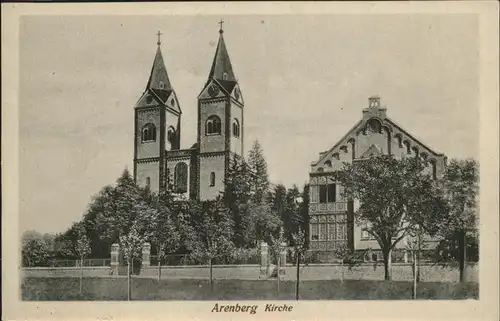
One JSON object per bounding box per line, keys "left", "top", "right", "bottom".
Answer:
{"left": 260, "top": 241, "right": 269, "bottom": 279}
{"left": 279, "top": 242, "right": 287, "bottom": 275}
{"left": 110, "top": 243, "right": 120, "bottom": 276}
{"left": 142, "top": 242, "right": 151, "bottom": 268}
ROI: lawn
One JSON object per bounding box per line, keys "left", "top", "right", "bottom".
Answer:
{"left": 21, "top": 277, "right": 478, "bottom": 300}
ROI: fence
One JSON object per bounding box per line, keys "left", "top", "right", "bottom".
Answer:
{"left": 150, "top": 253, "right": 260, "bottom": 266}
{"left": 47, "top": 258, "right": 111, "bottom": 268}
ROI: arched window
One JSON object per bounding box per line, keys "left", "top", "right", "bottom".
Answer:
{"left": 412, "top": 146, "right": 419, "bottom": 157}
{"left": 206, "top": 115, "right": 222, "bottom": 135}
{"left": 142, "top": 123, "right": 157, "bottom": 142}
{"left": 210, "top": 172, "right": 215, "bottom": 187}
{"left": 167, "top": 126, "right": 176, "bottom": 144}
{"left": 174, "top": 162, "right": 188, "bottom": 193}
{"left": 317, "top": 167, "right": 324, "bottom": 173}
{"left": 223, "top": 72, "right": 228, "bottom": 80}
{"left": 146, "top": 177, "right": 151, "bottom": 189}
{"left": 232, "top": 119, "right": 240, "bottom": 137}
{"left": 324, "top": 160, "right": 332, "bottom": 167}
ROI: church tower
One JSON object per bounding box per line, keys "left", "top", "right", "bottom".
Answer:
{"left": 197, "top": 22, "right": 244, "bottom": 200}
{"left": 133, "top": 32, "right": 182, "bottom": 193}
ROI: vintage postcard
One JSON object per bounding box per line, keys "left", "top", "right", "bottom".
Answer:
{"left": 2, "top": 1, "right": 499, "bottom": 320}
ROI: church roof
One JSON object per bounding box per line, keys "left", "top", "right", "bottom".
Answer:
{"left": 207, "top": 29, "right": 237, "bottom": 84}
{"left": 146, "top": 45, "right": 173, "bottom": 92}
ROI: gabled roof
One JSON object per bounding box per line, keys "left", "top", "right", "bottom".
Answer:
{"left": 311, "top": 101, "right": 445, "bottom": 167}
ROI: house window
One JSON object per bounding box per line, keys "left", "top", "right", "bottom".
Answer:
{"left": 146, "top": 177, "right": 151, "bottom": 189}
{"left": 336, "top": 224, "right": 346, "bottom": 240}
{"left": 310, "top": 185, "right": 319, "bottom": 203}
{"left": 319, "top": 184, "right": 336, "bottom": 203}
{"left": 311, "top": 224, "right": 319, "bottom": 241}
{"left": 319, "top": 224, "right": 327, "bottom": 241}
{"left": 328, "top": 223, "right": 336, "bottom": 241}
{"left": 361, "top": 229, "right": 370, "bottom": 239}
{"left": 210, "top": 172, "right": 215, "bottom": 187}
{"left": 232, "top": 119, "right": 240, "bottom": 137}
{"left": 328, "top": 183, "right": 336, "bottom": 202}
{"left": 159, "top": 81, "right": 165, "bottom": 89}
{"left": 319, "top": 185, "right": 327, "bottom": 203}
{"left": 206, "top": 115, "right": 222, "bottom": 135}
{"left": 223, "top": 72, "right": 228, "bottom": 80}
{"left": 174, "top": 162, "right": 188, "bottom": 193}
{"left": 324, "top": 160, "right": 332, "bottom": 167}
{"left": 142, "top": 123, "right": 157, "bottom": 142}
{"left": 167, "top": 126, "right": 175, "bottom": 144}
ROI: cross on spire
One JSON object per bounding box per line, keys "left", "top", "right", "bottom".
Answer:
{"left": 218, "top": 19, "right": 224, "bottom": 34}
{"left": 156, "top": 30, "right": 163, "bottom": 46}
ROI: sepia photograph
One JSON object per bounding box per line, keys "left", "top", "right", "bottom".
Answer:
{"left": 2, "top": 2, "right": 499, "bottom": 320}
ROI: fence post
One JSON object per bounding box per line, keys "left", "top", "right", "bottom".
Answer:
{"left": 111, "top": 243, "right": 120, "bottom": 276}
{"left": 260, "top": 241, "right": 269, "bottom": 279}
{"left": 279, "top": 242, "right": 287, "bottom": 276}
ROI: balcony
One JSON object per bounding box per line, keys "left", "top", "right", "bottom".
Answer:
{"left": 309, "top": 201, "right": 348, "bottom": 214}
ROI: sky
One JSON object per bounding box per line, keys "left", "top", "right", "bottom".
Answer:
{"left": 19, "top": 14, "right": 478, "bottom": 234}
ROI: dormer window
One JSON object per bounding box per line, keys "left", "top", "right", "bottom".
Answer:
{"left": 159, "top": 81, "right": 165, "bottom": 89}
{"left": 223, "top": 72, "right": 228, "bottom": 80}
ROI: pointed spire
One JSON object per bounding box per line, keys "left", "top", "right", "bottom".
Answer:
{"left": 208, "top": 21, "right": 237, "bottom": 84}
{"left": 145, "top": 31, "right": 173, "bottom": 93}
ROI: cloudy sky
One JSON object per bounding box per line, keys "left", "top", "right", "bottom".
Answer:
{"left": 19, "top": 14, "right": 478, "bottom": 233}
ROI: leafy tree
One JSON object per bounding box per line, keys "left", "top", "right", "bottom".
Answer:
{"left": 332, "top": 242, "right": 351, "bottom": 282}
{"left": 433, "top": 159, "right": 479, "bottom": 282}
{"left": 21, "top": 231, "right": 50, "bottom": 267}
{"left": 119, "top": 222, "right": 147, "bottom": 301}
{"left": 299, "top": 184, "right": 310, "bottom": 249}
{"left": 151, "top": 192, "right": 181, "bottom": 282}
{"left": 75, "top": 227, "right": 91, "bottom": 294}
{"left": 248, "top": 140, "right": 270, "bottom": 204}
{"left": 291, "top": 228, "right": 307, "bottom": 300}
{"left": 185, "top": 197, "right": 235, "bottom": 285}
{"left": 224, "top": 156, "right": 252, "bottom": 247}
{"left": 244, "top": 201, "right": 282, "bottom": 246}
{"left": 267, "top": 184, "right": 302, "bottom": 244}
{"left": 333, "top": 155, "right": 444, "bottom": 280}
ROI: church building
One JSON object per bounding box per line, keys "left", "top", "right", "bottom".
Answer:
{"left": 308, "top": 96, "right": 447, "bottom": 258}
{"left": 133, "top": 24, "right": 244, "bottom": 200}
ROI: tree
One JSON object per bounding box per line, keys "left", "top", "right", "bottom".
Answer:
{"left": 151, "top": 192, "right": 181, "bottom": 282}
{"left": 268, "top": 228, "right": 286, "bottom": 296}
{"left": 21, "top": 231, "right": 50, "bottom": 267}
{"left": 224, "top": 156, "right": 252, "bottom": 247}
{"left": 248, "top": 140, "right": 270, "bottom": 204}
{"left": 333, "top": 155, "right": 443, "bottom": 280}
{"left": 332, "top": 242, "right": 351, "bottom": 283}
{"left": 245, "top": 201, "right": 282, "bottom": 246}
{"left": 119, "top": 222, "right": 147, "bottom": 301}
{"left": 185, "top": 197, "right": 235, "bottom": 286}
{"left": 433, "top": 159, "right": 479, "bottom": 282}
{"left": 299, "top": 184, "right": 310, "bottom": 249}
{"left": 75, "top": 228, "right": 91, "bottom": 294}
{"left": 291, "top": 228, "right": 307, "bottom": 300}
